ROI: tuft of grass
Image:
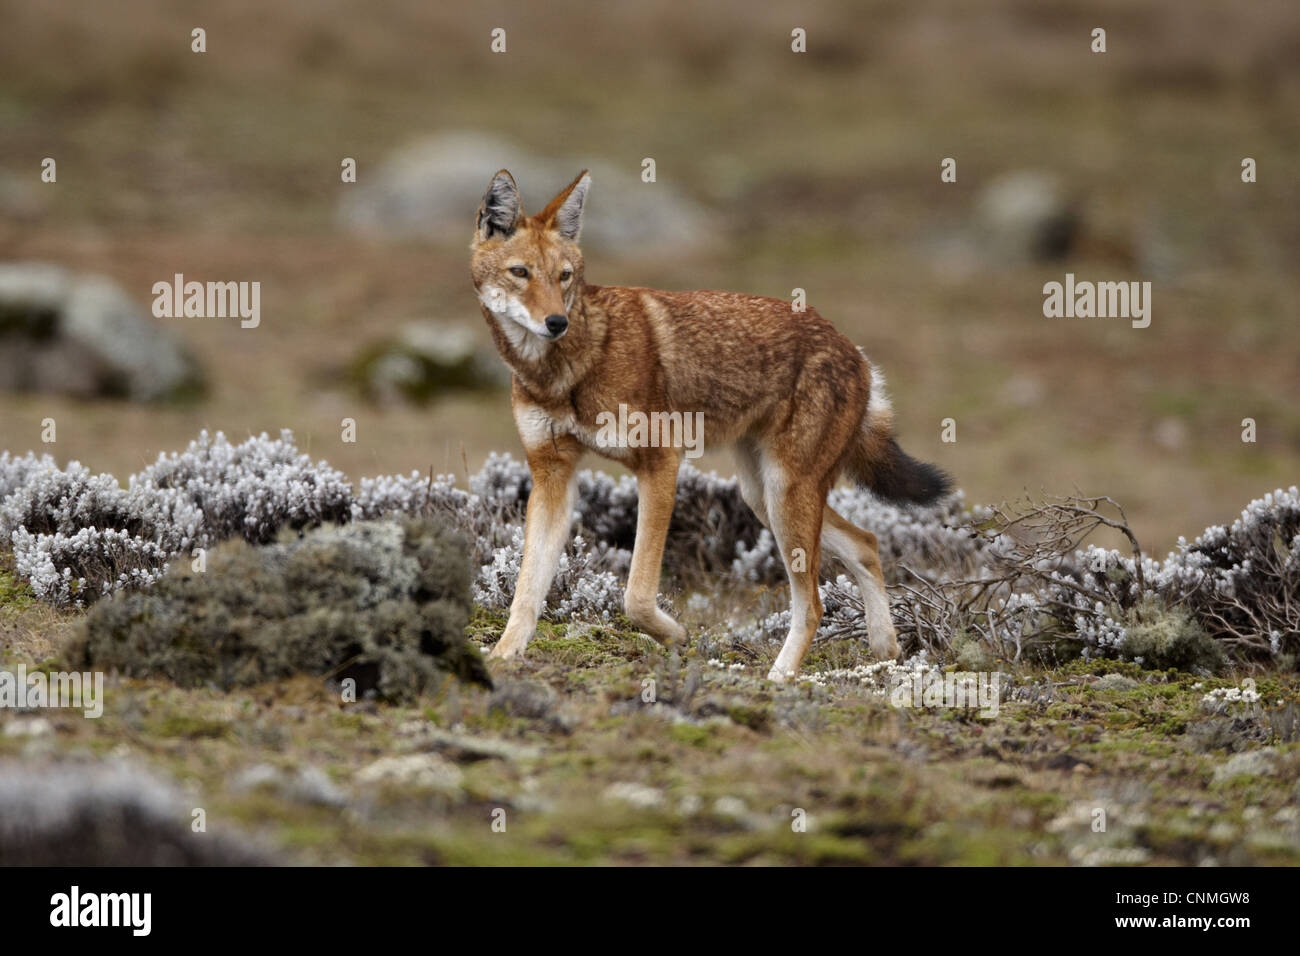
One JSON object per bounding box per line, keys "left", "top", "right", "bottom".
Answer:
{"left": 1121, "top": 599, "right": 1227, "bottom": 675}
{"left": 0, "top": 568, "right": 36, "bottom": 611}
{"left": 70, "top": 518, "right": 489, "bottom": 699}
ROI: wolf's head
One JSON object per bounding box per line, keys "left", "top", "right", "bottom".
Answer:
{"left": 470, "top": 170, "right": 590, "bottom": 360}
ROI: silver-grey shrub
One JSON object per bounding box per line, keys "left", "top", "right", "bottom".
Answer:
{"left": 3, "top": 432, "right": 1297, "bottom": 669}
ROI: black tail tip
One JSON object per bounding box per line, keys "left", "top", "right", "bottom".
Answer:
{"left": 870, "top": 440, "right": 952, "bottom": 506}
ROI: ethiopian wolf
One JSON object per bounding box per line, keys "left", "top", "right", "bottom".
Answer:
{"left": 471, "top": 170, "right": 950, "bottom": 681}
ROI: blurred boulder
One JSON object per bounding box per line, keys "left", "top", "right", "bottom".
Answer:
{"left": 232, "top": 763, "right": 349, "bottom": 808}
{"left": 349, "top": 320, "right": 507, "bottom": 404}
{"left": 355, "top": 753, "right": 464, "bottom": 795}
{"left": 337, "top": 131, "right": 714, "bottom": 256}
{"left": 0, "top": 262, "right": 204, "bottom": 402}
{"left": 0, "top": 172, "right": 45, "bottom": 222}
{"left": 0, "top": 760, "right": 274, "bottom": 865}
{"left": 972, "top": 171, "right": 1080, "bottom": 262}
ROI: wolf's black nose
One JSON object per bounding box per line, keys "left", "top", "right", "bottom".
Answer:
{"left": 545, "top": 314, "right": 568, "bottom": 337}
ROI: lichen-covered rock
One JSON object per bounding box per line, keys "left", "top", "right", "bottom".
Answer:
{"left": 1093, "top": 673, "right": 1141, "bottom": 692}
{"left": 0, "top": 262, "right": 204, "bottom": 402}
{"left": 73, "top": 517, "right": 490, "bottom": 699}
{"left": 1212, "top": 748, "right": 1277, "bottom": 784}
{"left": 349, "top": 320, "right": 506, "bottom": 404}
{"left": 1119, "top": 601, "right": 1227, "bottom": 674}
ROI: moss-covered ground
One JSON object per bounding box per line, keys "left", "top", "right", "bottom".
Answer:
{"left": 4, "top": 582, "right": 1296, "bottom": 866}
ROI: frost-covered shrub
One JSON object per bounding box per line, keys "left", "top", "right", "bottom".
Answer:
{"left": 10, "top": 526, "right": 170, "bottom": 605}
{"left": 353, "top": 469, "right": 465, "bottom": 521}
{"left": 473, "top": 525, "right": 629, "bottom": 623}
{"left": 0, "top": 461, "right": 184, "bottom": 604}
{"left": 1000, "top": 488, "right": 1300, "bottom": 666}
{"left": 1, "top": 461, "right": 143, "bottom": 540}
{"left": 469, "top": 451, "right": 532, "bottom": 514}
{"left": 730, "top": 528, "right": 779, "bottom": 583}
{"left": 348, "top": 455, "right": 985, "bottom": 626}
{"left": 729, "top": 575, "right": 876, "bottom": 648}
{"left": 450, "top": 457, "right": 769, "bottom": 578}
{"left": 658, "top": 467, "right": 767, "bottom": 580}
{"left": 0, "top": 450, "right": 58, "bottom": 501}
{"left": 74, "top": 517, "right": 488, "bottom": 699}
{"left": 3, "top": 431, "right": 351, "bottom": 606}
{"left": 5, "top": 430, "right": 1298, "bottom": 671}
{"left": 130, "top": 429, "right": 352, "bottom": 545}
{"left": 1153, "top": 487, "right": 1300, "bottom": 661}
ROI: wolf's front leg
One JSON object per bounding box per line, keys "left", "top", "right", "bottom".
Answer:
{"left": 623, "top": 450, "right": 686, "bottom": 646}
{"left": 489, "top": 433, "right": 582, "bottom": 661}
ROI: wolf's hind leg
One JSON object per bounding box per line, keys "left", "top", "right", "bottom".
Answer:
{"left": 765, "top": 464, "right": 827, "bottom": 682}
{"left": 821, "top": 506, "right": 900, "bottom": 660}
{"left": 733, "top": 439, "right": 771, "bottom": 527}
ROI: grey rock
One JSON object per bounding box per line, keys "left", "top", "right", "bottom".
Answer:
{"left": 355, "top": 753, "right": 464, "bottom": 794}
{"left": 1212, "top": 748, "right": 1278, "bottom": 784}
{"left": 232, "top": 763, "right": 347, "bottom": 807}
{"left": 0, "top": 760, "right": 275, "bottom": 864}
{"left": 336, "top": 131, "right": 714, "bottom": 256}
{"left": 602, "top": 782, "right": 665, "bottom": 810}
{"left": 2, "top": 716, "right": 54, "bottom": 737}
{"left": 0, "top": 262, "right": 203, "bottom": 401}
{"left": 972, "top": 170, "right": 1080, "bottom": 262}
{"left": 350, "top": 320, "right": 506, "bottom": 404}
{"left": 489, "top": 678, "right": 559, "bottom": 720}
{"left": 421, "top": 726, "right": 542, "bottom": 763}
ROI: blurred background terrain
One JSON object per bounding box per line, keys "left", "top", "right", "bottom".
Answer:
{"left": 1, "top": 0, "right": 1297, "bottom": 552}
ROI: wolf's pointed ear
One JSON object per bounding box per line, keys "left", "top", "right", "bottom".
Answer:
{"left": 476, "top": 170, "right": 521, "bottom": 241}
{"left": 540, "top": 170, "right": 591, "bottom": 241}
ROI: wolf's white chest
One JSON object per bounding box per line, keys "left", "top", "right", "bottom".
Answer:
{"left": 514, "top": 402, "right": 632, "bottom": 461}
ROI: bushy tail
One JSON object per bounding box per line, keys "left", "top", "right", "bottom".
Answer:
{"left": 842, "top": 361, "right": 952, "bottom": 506}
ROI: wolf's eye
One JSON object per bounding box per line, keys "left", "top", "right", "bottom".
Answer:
{"left": 509, "top": 266, "right": 529, "bottom": 279}
{"left": 559, "top": 269, "right": 573, "bottom": 282}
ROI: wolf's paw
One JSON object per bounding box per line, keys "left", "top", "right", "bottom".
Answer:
{"left": 488, "top": 639, "right": 525, "bottom": 661}
{"left": 623, "top": 596, "right": 686, "bottom": 648}
{"left": 657, "top": 620, "right": 688, "bottom": 648}
{"left": 869, "top": 628, "right": 901, "bottom": 661}
{"left": 871, "top": 640, "right": 901, "bottom": 661}
{"left": 766, "top": 663, "right": 795, "bottom": 683}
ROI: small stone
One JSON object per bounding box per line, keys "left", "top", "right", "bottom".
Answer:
{"left": 713, "top": 796, "right": 749, "bottom": 818}
{"left": 355, "top": 753, "right": 464, "bottom": 793}
{"left": 3, "top": 717, "right": 53, "bottom": 738}
{"left": 1212, "top": 748, "right": 1277, "bottom": 784}
{"left": 602, "top": 782, "right": 664, "bottom": 810}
